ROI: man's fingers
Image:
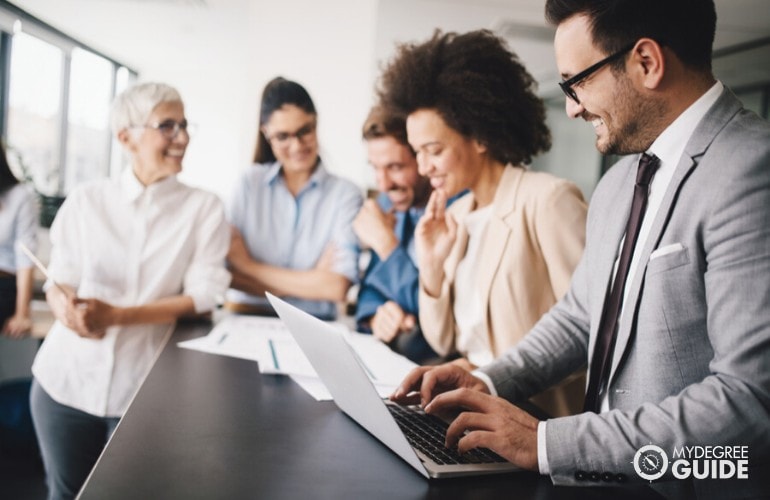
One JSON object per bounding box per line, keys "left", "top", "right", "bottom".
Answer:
{"left": 444, "top": 411, "right": 492, "bottom": 447}
{"left": 401, "top": 314, "right": 416, "bottom": 330}
{"left": 456, "top": 430, "right": 500, "bottom": 456}
{"left": 424, "top": 387, "right": 494, "bottom": 415}
{"left": 390, "top": 366, "right": 432, "bottom": 402}
{"left": 382, "top": 301, "right": 405, "bottom": 322}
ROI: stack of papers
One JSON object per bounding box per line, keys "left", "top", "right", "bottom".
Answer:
{"left": 177, "top": 315, "right": 417, "bottom": 401}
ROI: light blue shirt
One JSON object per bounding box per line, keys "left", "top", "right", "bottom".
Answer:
{"left": 0, "top": 183, "right": 38, "bottom": 274}
{"left": 226, "top": 160, "right": 362, "bottom": 320}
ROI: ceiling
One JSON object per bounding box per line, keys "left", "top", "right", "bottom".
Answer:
{"left": 8, "top": 0, "right": 770, "bottom": 96}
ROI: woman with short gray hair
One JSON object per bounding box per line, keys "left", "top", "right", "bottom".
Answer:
{"left": 30, "top": 82, "right": 230, "bottom": 500}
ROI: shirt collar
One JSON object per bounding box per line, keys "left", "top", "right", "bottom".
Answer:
{"left": 120, "top": 167, "right": 180, "bottom": 203}
{"left": 648, "top": 81, "right": 723, "bottom": 167}
{"left": 264, "top": 159, "right": 328, "bottom": 191}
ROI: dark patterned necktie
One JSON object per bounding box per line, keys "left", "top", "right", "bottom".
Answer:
{"left": 584, "top": 153, "right": 660, "bottom": 413}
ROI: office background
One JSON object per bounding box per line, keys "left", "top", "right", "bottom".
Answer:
{"left": 1, "top": 0, "right": 769, "bottom": 404}
{"left": 0, "top": 1, "right": 767, "bottom": 497}
{"left": 1, "top": 0, "right": 768, "bottom": 203}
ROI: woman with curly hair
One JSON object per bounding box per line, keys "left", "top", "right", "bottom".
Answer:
{"left": 378, "top": 30, "right": 587, "bottom": 417}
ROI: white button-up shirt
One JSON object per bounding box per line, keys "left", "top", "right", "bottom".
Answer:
{"left": 32, "top": 169, "right": 231, "bottom": 417}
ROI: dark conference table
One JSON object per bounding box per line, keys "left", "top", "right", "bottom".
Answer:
{"left": 78, "top": 319, "right": 661, "bottom": 500}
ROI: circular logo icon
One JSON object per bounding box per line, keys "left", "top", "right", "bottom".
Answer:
{"left": 633, "top": 444, "right": 669, "bottom": 481}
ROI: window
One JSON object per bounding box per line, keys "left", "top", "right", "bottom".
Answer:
{"left": 6, "top": 31, "right": 63, "bottom": 195}
{"left": 0, "top": 3, "right": 136, "bottom": 208}
{"left": 65, "top": 47, "right": 114, "bottom": 191}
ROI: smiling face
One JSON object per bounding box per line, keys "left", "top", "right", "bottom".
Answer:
{"left": 262, "top": 104, "right": 319, "bottom": 176}
{"left": 554, "top": 14, "right": 662, "bottom": 155}
{"left": 366, "top": 136, "right": 429, "bottom": 211}
{"left": 406, "top": 108, "right": 486, "bottom": 199}
{"left": 121, "top": 100, "right": 188, "bottom": 185}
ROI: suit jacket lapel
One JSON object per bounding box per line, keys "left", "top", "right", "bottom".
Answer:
{"left": 444, "top": 194, "right": 473, "bottom": 287}
{"left": 586, "top": 163, "right": 636, "bottom": 360}
{"left": 477, "top": 167, "right": 521, "bottom": 323}
{"left": 608, "top": 88, "right": 744, "bottom": 381}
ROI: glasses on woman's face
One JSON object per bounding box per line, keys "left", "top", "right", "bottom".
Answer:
{"left": 144, "top": 119, "right": 195, "bottom": 140}
{"left": 265, "top": 121, "right": 316, "bottom": 147}
{"left": 558, "top": 42, "right": 636, "bottom": 104}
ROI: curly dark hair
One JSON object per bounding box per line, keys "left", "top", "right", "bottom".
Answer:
{"left": 377, "top": 29, "right": 551, "bottom": 166}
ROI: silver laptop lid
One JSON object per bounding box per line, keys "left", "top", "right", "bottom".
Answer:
{"left": 266, "top": 293, "right": 429, "bottom": 478}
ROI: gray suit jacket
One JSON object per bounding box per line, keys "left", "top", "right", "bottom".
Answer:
{"left": 481, "top": 88, "right": 770, "bottom": 498}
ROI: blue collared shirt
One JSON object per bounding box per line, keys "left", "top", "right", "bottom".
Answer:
{"left": 226, "top": 160, "right": 362, "bottom": 320}
{"left": 356, "top": 190, "right": 468, "bottom": 324}
{"left": 356, "top": 193, "right": 423, "bottom": 323}
{"left": 0, "top": 183, "right": 38, "bottom": 273}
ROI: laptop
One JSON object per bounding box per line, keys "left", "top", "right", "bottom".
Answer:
{"left": 266, "top": 292, "right": 520, "bottom": 479}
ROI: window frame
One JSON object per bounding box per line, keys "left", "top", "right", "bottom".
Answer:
{"left": 0, "top": 0, "right": 137, "bottom": 195}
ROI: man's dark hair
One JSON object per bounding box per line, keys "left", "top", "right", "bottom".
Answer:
{"left": 545, "top": 0, "right": 716, "bottom": 72}
{"left": 377, "top": 29, "right": 551, "bottom": 167}
{"left": 361, "top": 105, "right": 410, "bottom": 148}
{"left": 254, "top": 77, "right": 317, "bottom": 164}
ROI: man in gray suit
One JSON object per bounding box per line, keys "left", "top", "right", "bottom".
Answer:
{"left": 391, "top": 0, "right": 770, "bottom": 497}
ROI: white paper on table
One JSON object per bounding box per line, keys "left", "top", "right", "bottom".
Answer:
{"left": 177, "top": 315, "right": 418, "bottom": 401}
{"left": 177, "top": 315, "right": 316, "bottom": 376}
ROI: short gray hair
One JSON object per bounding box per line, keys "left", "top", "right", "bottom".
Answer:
{"left": 110, "top": 82, "right": 182, "bottom": 134}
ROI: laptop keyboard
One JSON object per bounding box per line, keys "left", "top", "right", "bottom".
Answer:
{"left": 387, "top": 404, "right": 508, "bottom": 465}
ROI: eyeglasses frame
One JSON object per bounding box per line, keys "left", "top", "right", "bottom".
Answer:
{"left": 263, "top": 121, "right": 317, "bottom": 147}
{"left": 558, "top": 42, "right": 637, "bottom": 104}
{"left": 143, "top": 119, "right": 193, "bottom": 140}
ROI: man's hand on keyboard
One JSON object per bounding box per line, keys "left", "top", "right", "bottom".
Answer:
{"left": 390, "top": 364, "right": 489, "bottom": 408}
{"left": 425, "top": 388, "right": 539, "bottom": 472}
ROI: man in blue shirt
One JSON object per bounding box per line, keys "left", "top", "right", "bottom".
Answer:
{"left": 353, "top": 106, "right": 437, "bottom": 362}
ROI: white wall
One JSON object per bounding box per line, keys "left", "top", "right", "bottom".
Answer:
{"left": 240, "top": 0, "right": 379, "bottom": 193}
{"left": 14, "top": 0, "right": 379, "bottom": 201}
{"left": 134, "top": 0, "right": 380, "bottom": 200}
{"left": 13, "top": 0, "right": 769, "bottom": 203}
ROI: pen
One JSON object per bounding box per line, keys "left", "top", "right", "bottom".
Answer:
{"left": 217, "top": 332, "right": 229, "bottom": 345}
{"left": 268, "top": 339, "right": 280, "bottom": 370}
{"left": 17, "top": 242, "right": 73, "bottom": 299}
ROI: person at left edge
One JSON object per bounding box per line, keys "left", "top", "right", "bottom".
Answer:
{"left": 0, "top": 142, "right": 39, "bottom": 338}
{"left": 354, "top": 105, "right": 437, "bottom": 363}
{"left": 29, "top": 82, "right": 231, "bottom": 500}
{"left": 226, "top": 77, "right": 362, "bottom": 320}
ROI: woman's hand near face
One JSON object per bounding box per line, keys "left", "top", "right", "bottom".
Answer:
{"left": 415, "top": 189, "right": 457, "bottom": 296}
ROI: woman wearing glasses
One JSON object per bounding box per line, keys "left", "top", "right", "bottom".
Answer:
{"left": 30, "top": 82, "right": 230, "bottom": 499}
{"left": 378, "top": 30, "right": 587, "bottom": 417}
{"left": 226, "top": 77, "right": 362, "bottom": 320}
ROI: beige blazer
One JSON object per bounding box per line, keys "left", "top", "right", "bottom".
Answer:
{"left": 419, "top": 166, "right": 587, "bottom": 416}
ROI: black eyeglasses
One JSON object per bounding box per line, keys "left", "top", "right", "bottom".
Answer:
{"left": 559, "top": 42, "right": 636, "bottom": 104}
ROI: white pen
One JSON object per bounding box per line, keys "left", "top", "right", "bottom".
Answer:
{"left": 17, "top": 242, "right": 74, "bottom": 299}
